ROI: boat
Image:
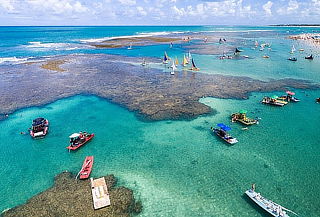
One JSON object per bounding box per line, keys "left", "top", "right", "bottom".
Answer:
{"left": 231, "top": 110, "right": 258, "bottom": 126}
{"left": 182, "top": 54, "right": 189, "bottom": 66}
{"left": 30, "top": 117, "right": 49, "bottom": 138}
{"left": 245, "top": 184, "right": 298, "bottom": 217}
{"left": 66, "top": 132, "right": 94, "bottom": 151}
{"left": 288, "top": 57, "right": 297, "bottom": 61}
{"left": 90, "top": 177, "right": 111, "bottom": 209}
{"left": 235, "top": 48, "right": 242, "bottom": 53}
{"left": 263, "top": 55, "right": 270, "bottom": 58}
{"left": 127, "top": 43, "right": 132, "bottom": 50}
{"left": 211, "top": 123, "right": 238, "bottom": 145}
{"left": 170, "top": 60, "right": 176, "bottom": 75}
{"left": 261, "top": 96, "right": 288, "bottom": 107}
{"left": 76, "top": 156, "right": 94, "bottom": 180}
{"left": 187, "top": 52, "right": 192, "bottom": 62}
{"left": 316, "top": 98, "right": 320, "bottom": 103}
{"left": 141, "top": 58, "right": 147, "bottom": 66}
{"left": 163, "top": 51, "right": 170, "bottom": 64}
{"left": 305, "top": 54, "right": 313, "bottom": 60}
{"left": 175, "top": 57, "right": 179, "bottom": 66}
{"left": 277, "top": 91, "right": 300, "bottom": 102}
{"left": 189, "top": 58, "right": 200, "bottom": 71}
{"left": 255, "top": 40, "right": 259, "bottom": 47}
{"left": 290, "top": 45, "right": 296, "bottom": 54}
{"left": 299, "top": 48, "right": 304, "bottom": 51}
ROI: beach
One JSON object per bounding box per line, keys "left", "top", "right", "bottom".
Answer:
{"left": 1, "top": 26, "right": 320, "bottom": 217}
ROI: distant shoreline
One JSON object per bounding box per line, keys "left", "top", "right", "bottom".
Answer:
{"left": 270, "top": 24, "right": 320, "bottom": 27}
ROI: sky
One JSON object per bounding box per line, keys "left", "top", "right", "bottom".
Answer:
{"left": 0, "top": 0, "right": 320, "bottom": 25}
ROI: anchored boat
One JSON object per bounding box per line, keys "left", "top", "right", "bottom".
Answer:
{"left": 76, "top": 156, "right": 94, "bottom": 180}
{"left": 305, "top": 54, "right": 313, "bottom": 60}
{"left": 261, "top": 96, "right": 288, "bottom": 107}
{"left": 277, "top": 91, "right": 300, "bottom": 102}
{"left": 30, "top": 117, "right": 49, "bottom": 138}
{"left": 66, "top": 132, "right": 94, "bottom": 151}
{"left": 316, "top": 98, "right": 320, "bottom": 103}
{"left": 245, "top": 184, "right": 298, "bottom": 217}
{"left": 231, "top": 110, "right": 258, "bottom": 126}
{"left": 211, "top": 123, "right": 238, "bottom": 145}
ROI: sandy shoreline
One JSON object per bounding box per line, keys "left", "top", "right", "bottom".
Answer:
{"left": 0, "top": 53, "right": 318, "bottom": 122}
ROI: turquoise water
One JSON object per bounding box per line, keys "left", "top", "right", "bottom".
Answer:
{"left": 0, "top": 91, "right": 319, "bottom": 216}
{"left": 1, "top": 26, "right": 320, "bottom": 216}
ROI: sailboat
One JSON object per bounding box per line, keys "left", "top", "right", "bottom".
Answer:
{"left": 127, "top": 43, "right": 132, "bottom": 50}
{"left": 255, "top": 41, "right": 259, "bottom": 47}
{"left": 175, "top": 57, "right": 179, "bottom": 66}
{"left": 190, "top": 58, "right": 200, "bottom": 71}
{"left": 170, "top": 60, "right": 176, "bottom": 75}
{"left": 141, "top": 58, "right": 147, "bottom": 66}
{"left": 290, "top": 45, "right": 296, "bottom": 54}
{"left": 182, "top": 55, "right": 189, "bottom": 66}
{"left": 163, "top": 51, "right": 170, "bottom": 64}
{"left": 187, "top": 52, "right": 192, "bottom": 62}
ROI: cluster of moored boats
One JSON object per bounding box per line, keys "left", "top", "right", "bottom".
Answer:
{"left": 29, "top": 118, "right": 95, "bottom": 180}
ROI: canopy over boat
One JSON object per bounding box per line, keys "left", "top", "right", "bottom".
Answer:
{"left": 271, "top": 95, "right": 279, "bottom": 99}
{"left": 217, "top": 123, "right": 231, "bottom": 131}
{"left": 286, "top": 91, "right": 295, "bottom": 95}
{"left": 32, "top": 117, "right": 45, "bottom": 126}
{"left": 69, "top": 133, "right": 80, "bottom": 138}
{"left": 239, "top": 109, "right": 248, "bottom": 114}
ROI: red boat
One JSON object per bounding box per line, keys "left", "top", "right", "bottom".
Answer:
{"left": 30, "top": 117, "right": 49, "bottom": 138}
{"left": 66, "top": 132, "right": 94, "bottom": 151}
{"left": 78, "top": 156, "right": 94, "bottom": 179}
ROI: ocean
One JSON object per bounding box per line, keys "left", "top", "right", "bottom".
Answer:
{"left": 0, "top": 26, "right": 320, "bottom": 216}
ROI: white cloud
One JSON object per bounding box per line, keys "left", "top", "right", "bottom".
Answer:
{"left": 262, "top": 1, "right": 273, "bottom": 16}
{"left": 118, "top": 0, "right": 136, "bottom": 6}
{"left": 277, "top": 0, "right": 299, "bottom": 15}
{"left": 27, "top": 0, "right": 88, "bottom": 14}
{"left": 0, "top": 0, "right": 15, "bottom": 12}
{"left": 136, "top": 6, "right": 147, "bottom": 16}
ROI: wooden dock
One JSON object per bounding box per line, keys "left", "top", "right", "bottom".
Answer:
{"left": 90, "top": 177, "right": 111, "bottom": 210}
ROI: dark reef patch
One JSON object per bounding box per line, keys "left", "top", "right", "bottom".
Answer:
{"left": 0, "top": 53, "right": 318, "bottom": 121}
{"left": 2, "top": 172, "right": 141, "bottom": 217}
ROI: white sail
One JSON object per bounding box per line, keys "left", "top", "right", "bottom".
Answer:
{"left": 291, "top": 45, "right": 296, "bottom": 53}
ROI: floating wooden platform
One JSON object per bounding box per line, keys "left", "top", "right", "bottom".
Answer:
{"left": 90, "top": 177, "right": 111, "bottom": 210}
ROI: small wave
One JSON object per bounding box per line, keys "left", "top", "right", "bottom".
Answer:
{"left": 0, "top": 57, "right": 29, "bottom": 65}
{"left": 25, "top": 41, "right": 88, "bottom": 50}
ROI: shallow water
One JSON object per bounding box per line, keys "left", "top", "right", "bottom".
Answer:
{"left": 0, "top": 90, "right": 319, "bottom": 216}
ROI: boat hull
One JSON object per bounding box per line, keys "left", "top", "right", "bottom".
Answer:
{"left": 245, "top": 190, "right": 290, "bottom": 217}
{"left": 66, "top": 133, "right": 94, "bottom": 151}
{"left": 79, "top": 156, "right": 94, "bottom": 179}
{"left": 30, "top": 119, "right": 49, "bottom": 138}
{"left": 212, "top": 128, "right": 238, "bottom": 145}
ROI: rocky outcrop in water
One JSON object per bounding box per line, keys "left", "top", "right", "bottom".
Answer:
{"left": 2, "top": 172, "right": 142, "bottom": 217}
{"left": 0, "top": 54, "right": 318, "bottom": 121}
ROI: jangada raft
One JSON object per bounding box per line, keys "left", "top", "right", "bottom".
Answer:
{"left": 245, "top": 185, "right": 298, "bottom": 217}
{"left": 277, "top": 91, "right": 300, "bottom": 102}
{"left": 211, "top": 123, "right": 238, "bottom": 145}
{"left": 231, "top": 110, "right": 258, "bottom": 126}
{"left": 66, "top": 132, "right": 94, "bottom": 151}
{"left": 30, "top": 117, "right": 49, "bottom": 138}
{"left": 261, "top": 95, "right": 288, "bottom": 107}
{"left": 76, "top": 156, "right": 94, "bottom": 180}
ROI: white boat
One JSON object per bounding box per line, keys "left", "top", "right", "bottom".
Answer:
{"left": 170, "top": 60, "right": 176, "bottom": 75}
{"left": 290, "top": 45, "right": 296, "bottom": 54}
{"left": 127, "top": 43, "right": 132, "bottom": 50}
{"left": 245, "top": 186, "right": 298, "bottom": 217}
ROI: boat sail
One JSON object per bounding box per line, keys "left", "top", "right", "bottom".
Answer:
{"left": 190, "top": 58, "right": 200, "bottom": 71}
{"left": 163, "top": 51, "right": 170, "bottom": 64}
{"left": 127, "top": 43, "right": 132, "bottom": 50}
{"left": 182, "top": 55, "right": 189, "bottom": 66}
{"left": 290, "top": 45, "right": 296, "bottom": 54}
{"left": 255, "top": 40, "right": 259, "bottom": 47}
{"left": 175, "top": 57, "right": 179, "bottom": 66}
{"left": 187, "top": 52, "right": 192, "bottom": 62}
{"left": 170, "top": 60, "right": 176, "bottom": 75}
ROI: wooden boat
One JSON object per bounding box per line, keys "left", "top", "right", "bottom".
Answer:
{"left": 288, "top": 57, "right": 297, "bottom": 61}
{"left": 277, "top": 91, "right": 300, "bottom": 102}
{"left": 189, "top": 58, "right": 200, "bottom": 71}
{"left": 77, "top": 156, "right": 94, "bottom": 179}
{"left": 305, "top": 54, "right": 313, "bottom": 60}
{"left": 30, "top": 117, "right": 49, "bottom": 138}
{"left": 163, "top": 51, "right": 170, "bottom": 64}
{"left": 211, "top": 123, "right": 238, "bottom": 145}
{"left": 263, "top": 55, "right": 270, "bottom": 58}
{"left": 66, "top": 132, "right": 94, "bottom": 151}
{"left": 261, "top": 96, "right": 287, "bottom": 107}
{"left": 245, "top": 185, "right": 297, "bottom": 217}
{"left": 231, "top": 110, "right": 258, "bottom": 126}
